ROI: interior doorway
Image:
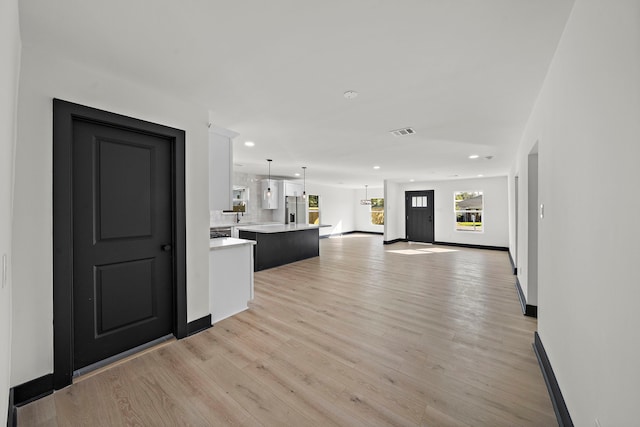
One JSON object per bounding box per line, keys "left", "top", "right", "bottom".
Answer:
{"left": 53, "top": 99, "right": 187, "bottom": 389}
{"left": 527, "top": 144, "right": 539, "bottom": 312}
{"left": 515, "top": 175, "right": 519, "bottom": 273}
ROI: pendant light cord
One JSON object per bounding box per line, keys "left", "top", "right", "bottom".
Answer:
{"left": 266, "top": 159, "right": 272, "bottom": 196}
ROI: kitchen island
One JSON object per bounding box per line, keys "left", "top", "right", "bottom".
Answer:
{"left": 237, "top": 224, "right": 330, "bottom": 271}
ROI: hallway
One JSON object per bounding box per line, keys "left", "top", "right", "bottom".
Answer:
{"left": 18, "top": 234, "right": 554, "bottom": 426}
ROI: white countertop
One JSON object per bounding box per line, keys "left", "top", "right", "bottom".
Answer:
{"left": 235, "top": 223, "right": 331, "bottom": 234}
{"left": 210, "top": 222, "right": 280, "bottom": 229}
{"left": 209, "top": 237, "right": 256, "bottom": 250}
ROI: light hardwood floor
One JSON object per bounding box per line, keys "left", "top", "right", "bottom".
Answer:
{"left": 18, "top": 234, "right": 556, "bottom": 426}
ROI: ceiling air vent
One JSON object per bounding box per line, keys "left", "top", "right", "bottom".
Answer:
{"left": 390, "top": 127, "right": 416, "bottom": 137}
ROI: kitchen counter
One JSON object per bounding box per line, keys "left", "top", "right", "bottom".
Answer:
{"left": 209, "top": 237, "right": 256, "bottom": 250}
{"left": 235, "top": 223, "right": 330, "bottom": 233}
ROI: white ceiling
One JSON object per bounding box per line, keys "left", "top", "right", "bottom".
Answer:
{"left": 19, "top": 0, "right": 574, "bottom": 188}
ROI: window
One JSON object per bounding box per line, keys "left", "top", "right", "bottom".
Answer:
{"left": 454, "top": 191, "right": 483, "bottom": 232}
{"left": 308, "top": 195, "right": 320, "bottom": 224}
{"left": 371, "top": 198, "right": 384, "bottom": 225}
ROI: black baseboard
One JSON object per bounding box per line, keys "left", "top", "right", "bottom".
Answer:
{"left": 320, "top": 230, "right": 384, "bottom": 239}
{"left": 187, "top": 314, "right": 212, "bottom": 336}
{"left": 8, "top": 388, "right": 16, "bottom": 427}
{"left": 383, "top": 238, "right": 406, "bottom": 245}
{"left": 12, "top": 374, "right": 54, "bottom": 408}
{"left": 320, "top": 231, "right": 353, "bottom": 239}
{"left": 533, "top": 332, "right": 574, "bottom": 427}
{"left": 515, "top": 277, "right": 538, "bottom": 317}
{"left": 526, "top": 304, "right": 538, "bottom": 317}
{"left": 433, "top": 241, "right": 509, "bottom": 251}
{"left": 508, "top": 251, "right": 517, "bottom": 275}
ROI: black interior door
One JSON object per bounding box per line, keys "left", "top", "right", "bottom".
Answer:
{"left": 405, "top": 190, "right": 435, "bottom": 243}
{"left": 72, "top": 119, "right": 174, "bottom": 370}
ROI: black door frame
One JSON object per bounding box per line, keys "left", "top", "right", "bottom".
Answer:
{"left": 52, "top": 99, "right": 187, "bottom": 389}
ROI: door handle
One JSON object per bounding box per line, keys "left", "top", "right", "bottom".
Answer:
{"left": 161, "top": 244, "right": 172, "bottom": 252}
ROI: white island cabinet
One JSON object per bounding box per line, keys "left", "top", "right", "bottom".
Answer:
{"left": 209, "top": 237, "right": 256, "bottom": 323}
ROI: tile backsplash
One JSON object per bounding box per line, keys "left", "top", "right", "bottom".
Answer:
{"left": 210, "top": 172, "right": 276, "bottom": 227}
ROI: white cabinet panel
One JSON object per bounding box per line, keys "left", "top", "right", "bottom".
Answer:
{"left": 284, "top": 181, "right": 304, "bottom": 197}
{"left": 209, "top": 241, "right": 254, "bottom": 323}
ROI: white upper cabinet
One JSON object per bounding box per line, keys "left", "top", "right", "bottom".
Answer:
{"left": 284, "top": 181, "right": 304, "bottom": 197}
{"left": 209, "top": 125, "right": 239, "bottom": 211}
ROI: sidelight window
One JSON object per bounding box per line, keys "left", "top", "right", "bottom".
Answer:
{"left": 454, "top": 191, "right": 483, "bottom": 232}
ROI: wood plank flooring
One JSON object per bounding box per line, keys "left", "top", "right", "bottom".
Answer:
{"left": 18, "top": 234, "right": 556, "bottom": 426}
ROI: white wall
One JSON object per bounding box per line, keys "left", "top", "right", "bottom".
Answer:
{"left": 11, "top": 45, "right": 210, "bottom": 386}
{"left": 386, "top": 176, "right": 509, "bottom": 247}
{"left": 354, "top": 187, "right": 384, "bottom": 233}
{"left": 0, "top": 0, "right": 20, "bottom": 421}
{"left": 304, "top": 183, "right": 356, "bottom": 237}
{"left": 511, "top": 0, "right": 640, "bottom": 424}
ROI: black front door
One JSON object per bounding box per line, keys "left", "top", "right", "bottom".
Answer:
{"left": 405, "top": 190, "right": 435, "bottom": 243}
{"left": 71, "top": 118, "right": 174, "bottom": 370}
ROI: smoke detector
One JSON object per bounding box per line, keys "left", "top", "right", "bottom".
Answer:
{"left": 390, "top": 127, "right": 416, "bottom": 137}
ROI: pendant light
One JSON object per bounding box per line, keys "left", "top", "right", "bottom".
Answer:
{"left": 360, "top": 184, "right": 372, "bottom": 205}
{"left": 302, "top": 166, "right": 307, "bottom": 199}
{"left": 266, "top": 159, "right": 272, "bottom": 197}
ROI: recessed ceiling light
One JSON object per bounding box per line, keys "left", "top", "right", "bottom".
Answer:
{"left": 477, "top": 174, "right": 484, "bottom": 177}
{"left": 343, "top": 90, "right": 358, "bottom": 99}
{"left": 409, "top": 179, "right": 415, "bottom": 182}
{"left": 294, "top": 173, "right": 300, "bottom": 177}
{"left": 244, "top": 141, "right": 255, "bottom": 147}
{"left": 469, "top": 155, "right": 479, "bottom": 159}
{"left": 373, "top": 165, "right": 380, "bottom": 170}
